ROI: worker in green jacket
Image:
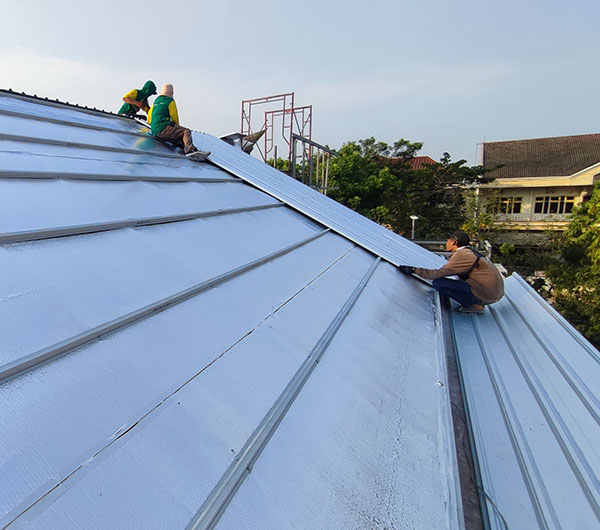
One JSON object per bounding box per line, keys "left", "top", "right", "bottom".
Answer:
{"left": 147, "top": 83, "right": 210, "bottom": 161}
{"left": 118, "top": 80, "right": 157, "bottom": 117}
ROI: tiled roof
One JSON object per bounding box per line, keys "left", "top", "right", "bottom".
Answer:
{"left": 483, "top": 133, "right": 600, "bottom": 178}
{"left": 408, "top": 156, "right": 436, "bottom": 170}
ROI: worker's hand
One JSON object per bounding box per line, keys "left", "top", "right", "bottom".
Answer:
{"left": 398, "top": 265, "right": 415, "bottom": 275}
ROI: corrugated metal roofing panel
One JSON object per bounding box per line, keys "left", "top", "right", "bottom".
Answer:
{"left": 192, "top": 132, "right": 446, "bottom": 270}
{"left": 451, "top": 274, "right": 600, "bottom": 529}
{"left": 219, "top": 262, "right": 461, "bottom": 530}
{"left": 0, "top": 207, "right": 321, "bottom": 368}
{"left": 0, "top": 92, "right": 461, "bottom": 529}
{"left": 0, "top": 179, "right": 277, "bottom": 236}
{"left": 0, "top": 148, "right": 233, "bottom": 181}
{"left": 0, "top": 91, "right": 147, "bottom": 133}
{"left": 0, "top": 232, "right": 355, "bottom": 526}
{"left": 1, "top": 248, "right": 460, "bottom": 530}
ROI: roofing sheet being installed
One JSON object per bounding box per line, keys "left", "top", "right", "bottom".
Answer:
{"left": 451, "top": 274, "right": 600, "bottom": 530}
{"left": 0, "top": 91, "right": 461, "bottom": 529}
{"left": 192, "top": 132, "right": 445, "bottom": 270}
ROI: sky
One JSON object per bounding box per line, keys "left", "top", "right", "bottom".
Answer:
{"left": 1, "top": 0, "right": 599, "bottom": 164}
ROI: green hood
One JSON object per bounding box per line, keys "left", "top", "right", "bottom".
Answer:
{"left": 118, "top": 80, "right": 157, "bottom": 116}
{"left": 138, "top": 80, "right": 157, "bottom": 100}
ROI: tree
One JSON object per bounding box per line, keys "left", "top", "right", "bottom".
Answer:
{"left": 547, "top": 184, "right": 600, "bottom": 347}
{"left": 327, "top": 137, "right": 492, "bottom": 237}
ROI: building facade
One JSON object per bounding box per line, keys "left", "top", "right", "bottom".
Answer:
{"left": 479, "top": 133, "right": 600, "bottom": 231}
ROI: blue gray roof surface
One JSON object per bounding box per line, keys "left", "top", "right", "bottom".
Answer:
{"left": 451, "top": 274, "right": 600, "bottom": 530}
{"left": 3, "top": 89, "right": 598, "bottom": 530}
{"left": 0, "top": 91, "right": 460, "bottom": 529}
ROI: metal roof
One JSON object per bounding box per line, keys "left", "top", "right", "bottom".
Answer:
{"left": 191, "top": 132, "right": 445, "bottom": 270}
{"left": 0, "top": 91, "right": 460, "bottom": 529}
{"left": 450, "top": 273, "right": 600, "bottom": 529}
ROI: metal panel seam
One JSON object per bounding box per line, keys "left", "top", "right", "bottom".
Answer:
{"left": 470, "top": 316, "right": 556, "bottom": 529}
{"left": 446, "top": 306, "right": 494, "bottom": 530}
{"left": 512, "top": 274, "right": 600, "bottom": 364}
{"left": 488, "top": 305, "right": 600, "bottom": 518}
{"left": 0, "top": 229, "right": 330, "bottom": 383}
{"left": 0, "top": 90, "right": 133, "bottom": 120}
{"left": 0, "top": 133, "right": 182, "bottom": 160}
{"left": 186, "top": 257, "right": 382, "bottom": 530}
{"left": 0, "top": 108, "right": 149, "bottom": 138}
{"left": 0, "top": 171, "right": 239, "bottom": 183}
{"left": 0, "top": 203, "right": 284, "bottom": 245}
{"left": 503, "top": 292, "right": 600, "bottom": 420}
{"left": 433, "top": 296, "right": 466, "bottom": 530}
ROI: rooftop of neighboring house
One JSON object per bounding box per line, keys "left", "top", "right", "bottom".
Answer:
{"left": 483, "top": 133, "right": 600, "bottom": 178}
{"left": 408, "top": 155, "right": 436, "bottom": 170}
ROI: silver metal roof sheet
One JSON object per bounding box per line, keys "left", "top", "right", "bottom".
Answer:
{"left": 0, "top": 91, "right": 461, "bottom": 529}
{"left": 192, "top": 132, "right": 446, "bottom": 270}
{"left": 451, "top": 273, "right": 600, "bottom": 529}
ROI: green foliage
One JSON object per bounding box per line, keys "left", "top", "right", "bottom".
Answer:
{"left": 499, "top": 243, "right": 515, "bottom": 256}
{"left": 492, "top": 231, "right": 559, "bottom": 276}
{"left": 546, "top": 184, "right": 600, "bottom": 347}
{"left": 327, "top": 137, "right": 492, "bottom": 237}
{"left": 267, "top": 157, "right": 291, "bottom": 172}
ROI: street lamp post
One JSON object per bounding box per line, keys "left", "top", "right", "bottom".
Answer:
{"left": 410, "top": 215, "right": 419, "bottom": 240}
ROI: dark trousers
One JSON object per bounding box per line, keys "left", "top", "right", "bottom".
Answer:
{"left": 432, "top": 278, "right": 483, "bottom": 307}
{"left": 156, "top": 124, "right": 195, "bottom": 153}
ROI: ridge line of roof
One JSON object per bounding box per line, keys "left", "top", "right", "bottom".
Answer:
{"left": 0, "top": 88, "right": 133, "bottom": 121}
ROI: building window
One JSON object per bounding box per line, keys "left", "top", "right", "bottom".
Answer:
{"left": 534, "top": 196, "right": 574, "bottom": 214}
{"left": 487, "top": 196, "right": 522, "bottom": 214}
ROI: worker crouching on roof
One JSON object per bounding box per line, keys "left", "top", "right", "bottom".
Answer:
{"left": 118, "top": 80, "right": 157, "bottom": 117}
{"left": 147, "top": 83, "right": 210, "bottom": 160}
{"left": 398, "top": 231, "right": 504, "bottom": 315}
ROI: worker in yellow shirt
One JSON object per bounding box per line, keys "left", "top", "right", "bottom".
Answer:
{"left": 147, "top": 83, "right": 210, "bottom": 161}
{"left": 118, "top": 80, "right": 157, "bottom": 117}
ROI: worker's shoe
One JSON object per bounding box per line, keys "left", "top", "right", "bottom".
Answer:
{"left": 185, "top": 148, "right": 211, "bottom": 162}
{"left": 455, "top": 304, "right": 485, "bottom": 315}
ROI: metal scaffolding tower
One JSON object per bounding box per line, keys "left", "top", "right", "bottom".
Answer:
{"left": 241, "top": 92, "right": 312, "bottom": 164}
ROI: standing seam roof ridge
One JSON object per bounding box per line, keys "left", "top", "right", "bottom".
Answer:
{"left": 512, "top": 275, "right": 600, "bottom": 364}
{"left": 0, "top": 170, "right": 239, "bottom": 183}
{"left": 470, "top": 316, "right": 555, "bottom": 529}
{"left": 0, "top": 132, "right": 183, "bottom": 160}
{"left": 0, "top": 229, "right": 330, "bottom": 384}
{"left": 187, "top": 256, "right": 382, "bottom": 530}
{"left": 0, "top": 107, "right": 149, "bottom": 138}
{"left": 1, "top": 88, "right": 134, "bottom": 120}
{"left": 3, "top": 235, "right": 353, "bottom": 528}
{"left": 503, "top": 291, "right": 600, "bottom": 418}
{"left": 0, "top": 203, "right": 284, "bottom": 245}
{"left": 488, "top": 305, "right": 600, "bottom": 519}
